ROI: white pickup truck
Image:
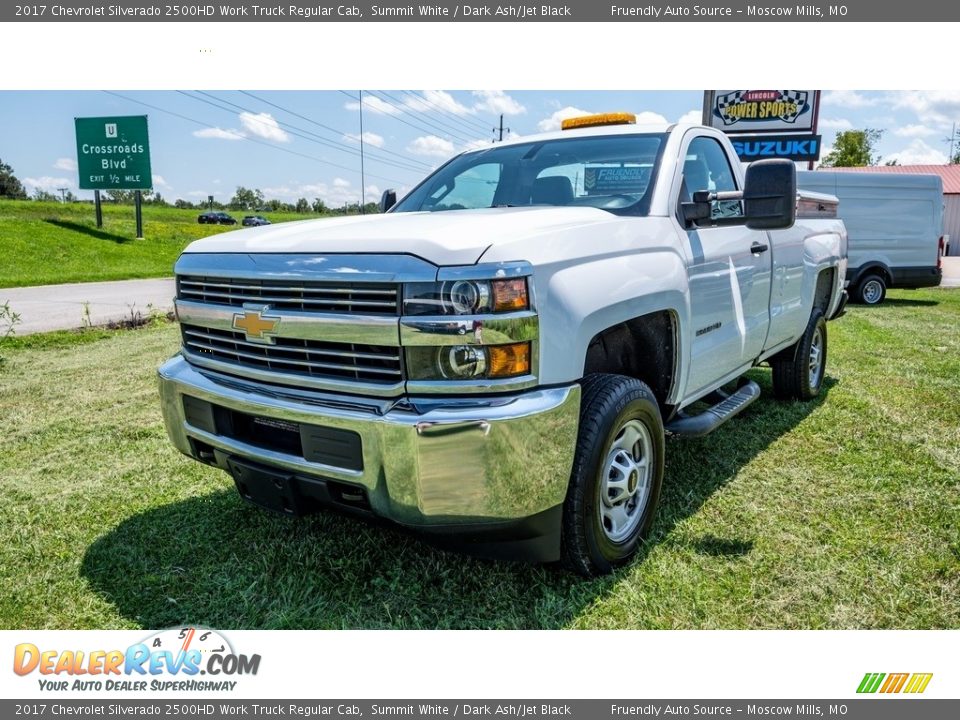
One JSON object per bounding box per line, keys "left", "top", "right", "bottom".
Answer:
{"left": 158, "top": 115, "right": 848, "bottom": 576}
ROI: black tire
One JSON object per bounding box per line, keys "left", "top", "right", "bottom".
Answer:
{"left": 561, "top": 374, "right": 665, "bottom": 577}
{"left": 854, "top": 273, "right": 886, "bottom": 305}
{"left": 771, "top": 310, "right": 827, "bottom": 401}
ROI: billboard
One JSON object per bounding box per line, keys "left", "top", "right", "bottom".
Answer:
{"left": 703, "top": 90, "right": 819, "bottom": 134}
{"left": 730, "top": 134, "right": 823, "bottom": 162}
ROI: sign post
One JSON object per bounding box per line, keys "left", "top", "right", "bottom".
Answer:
{"left": 74, "top": 115, "right": 152, "bottom": 237}
{"left": 702, "top": 90, "right": 822, "bottom": 164}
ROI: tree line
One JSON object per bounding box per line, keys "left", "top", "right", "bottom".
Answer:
{"left": 0, "top": 159, "right": 378, "bottom": 214}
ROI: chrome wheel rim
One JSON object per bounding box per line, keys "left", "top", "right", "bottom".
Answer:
{"left": 808, "top": 325, "right": 824, "bottom": 389}
{"left": 862, "top": 279, "right": 883, "bottom": 304}
{"left": 598, "top": 419, "right": 653, "bottom": 543}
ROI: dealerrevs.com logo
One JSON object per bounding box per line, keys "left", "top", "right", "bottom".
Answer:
{"left": 13, "top": 627, "right": 261, "bottom": 693}
{"left": 857, "top": 672, "right": 933, "bottom": 694}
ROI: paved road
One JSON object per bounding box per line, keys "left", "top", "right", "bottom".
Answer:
{"left": 0, "top": 278, "right": 175, "bottom": 335}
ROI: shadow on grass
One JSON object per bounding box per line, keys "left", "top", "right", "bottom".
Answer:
{"left": 44, "top": 219, "right": 133, "bottom": 244}
{"left": 868, "top": 298, "right": 940, "bottom": 308}
{"left": 81, "top": 370, "right": 833, "bottom": 629}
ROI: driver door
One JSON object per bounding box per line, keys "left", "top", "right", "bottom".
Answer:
{"left": 680, "top": 136, "right": 773, "bottom": 398}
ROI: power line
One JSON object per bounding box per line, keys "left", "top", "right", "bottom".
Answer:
{"left": 399, "top": 90, "right": 492, "bottom": 135}
{"left": 363, "top": 90, "right": 474, "bottom": 144}
{"left": 381, "top": 89, "right": 489, "bottom": 139}
{"left": 237, "top": 90, "right": 432, "bottom": 170}
{"left": 101, "top": 91, "right": 407, "bottom": 186}
{"left": 182, "top": 90, "right": 428, "bottom": 174}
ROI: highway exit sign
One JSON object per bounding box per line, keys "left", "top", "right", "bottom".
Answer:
{"left": 75, "top": 115, "right": 152, "bottom": 190}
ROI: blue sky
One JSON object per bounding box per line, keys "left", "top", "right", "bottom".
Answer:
{"left": 1, "top": 90, "right": 957, "bottom": 206}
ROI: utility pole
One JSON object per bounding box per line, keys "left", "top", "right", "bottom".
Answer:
{"left": 358, "top": 89, "right": 366, "bottom": 214}
{"left": 946, "top": 122, "right": 957, "bottom": 164}
{"left": 56, "top": 187, "right": 68, "bottom": 203}
{"left": 492, "top": 114, "right": 509, "bottom": 142}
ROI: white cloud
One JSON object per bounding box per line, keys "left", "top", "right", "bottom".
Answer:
{"left": 406, "top": 90, "right": 472, "bottom": 115}
{"left": 238, "top": 112, "right": 290, "bottom": 143}
{"left": 882, "top": 139, "right": 948, "bottom": 166}
{"left": 187, "top": 190, "right": 212, "bottom": 198}
{"left": 892, "top": 90, "right": 960, "bottom": 125}
{"left": 345, "top": 95, "right": 400, "bottom": 115}
{"left": 634, "top": 111, "right": 669, "bottom": 125}
{"left": 343, "top": 131, "right": 385, "bottom": 148}
{"left": 822, "top": 90, "right": 878, "bottom": 109}
{"left": 53, "top": 157, "right": 77, "bottom": 172}
{"left": 677, "top": 110, "right": 701, "bottom": 124}
{"left": 333, "top": 177, "right": 351, "bottom": 188}
{"left": 407, "top": 135, "right": 456, "bottom": 158}
{"left": 23, "top": 176, "right": 73, "bottom": 193}
{"left": 472, "top": 90, "right": 526, "bottom": 116}
{"left": 193, "top": 127, "right": 242, "bottom": 140}
{"left": 537, "top": 106, "right": 591, "bottom": 132}
{"left": 893, "top": 124, "right": 939, "bottom": 138}
{"left": 819, "top": 117, "right": 853, "bottom": 131}
{"left": 152, "top": 174, "right": 170, "bottom": 189}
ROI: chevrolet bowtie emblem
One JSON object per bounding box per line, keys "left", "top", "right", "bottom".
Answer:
{"left": 232, "top": 306, "right": 280, "bottom": 344}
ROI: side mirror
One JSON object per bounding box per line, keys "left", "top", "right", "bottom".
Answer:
{"left": 379, "top": 189, "right": 397, "bottom": 213}
{"left": 744, "top": 159, "right": 796, "bottom": 230}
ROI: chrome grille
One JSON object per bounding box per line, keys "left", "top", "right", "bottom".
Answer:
{"left": 181, "top": 324, "right": 402, "bottom": 385}
{"left": 177, "top": 276, "right": 399, "bottom": 315}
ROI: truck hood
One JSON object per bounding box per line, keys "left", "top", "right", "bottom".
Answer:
{"left": 182, "top": 206, "right": 625, "bottom": 266}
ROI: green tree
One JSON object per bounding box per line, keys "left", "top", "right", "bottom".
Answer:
{"left": 312, "top": 197, "right": 328, "bottom": 214}
{"left": 229, "top": 186, "right": 264, "bottom": 210}
{"left": 104, "top": 189, "right": 153, "bottom": 203}
{"left": 295, "top": 197, "right": 310, "bottom": 213}
{"left": 819, "top": 129, "right": 884, "bottom": 167}
{"left": 33, "top": 188, "right": 59, "bottom": 202}
{"left": 0, "top": 158, "right": 28, "bottom": 199}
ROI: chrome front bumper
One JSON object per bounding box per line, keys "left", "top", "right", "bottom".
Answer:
{"left": 158, "top": 356, "right": 579, "bottom": 556}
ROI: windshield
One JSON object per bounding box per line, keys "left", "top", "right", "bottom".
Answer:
{"left": 393, "top": 133, "right": 665, "bottom": 215}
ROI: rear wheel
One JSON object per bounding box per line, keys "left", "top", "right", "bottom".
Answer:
{"left": 561, "top": 374, "right": 664, "bottom": 577}
{"left": 771, "top": 310, "right": 827, "bottom": 401}
{"left": 855, "top": 273, "right": 886, "bottom": 305}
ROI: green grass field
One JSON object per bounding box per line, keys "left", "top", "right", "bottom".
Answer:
{"left": 0, "top": 200, "right": 326, "bottom": 288}
{"left": 1, "top": 289, "right": 958, "bottom": 629}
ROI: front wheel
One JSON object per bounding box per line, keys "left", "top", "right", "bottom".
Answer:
{"left": 771, "top": 310, "right": 827, "bottom": 401}
{"left": 561, "top": 374, "right": 664, "bottom": 577}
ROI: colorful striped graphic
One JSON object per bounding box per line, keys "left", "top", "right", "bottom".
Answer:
{"left": 857, "top": 672, "right": 933, "bottom": 694}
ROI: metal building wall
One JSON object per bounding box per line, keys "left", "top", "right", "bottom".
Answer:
{"left": 945, "top": 195, "right": 960, "bottom": 256}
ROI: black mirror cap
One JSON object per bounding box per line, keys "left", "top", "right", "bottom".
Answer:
{"left": 379, "top": 189, "right": 397, "bottom": 213}
{"left": 681, "top": 201, "right": 711, "bottom": 224}
{"left": 744, "top": 159, "right": 797, "bottom": 230}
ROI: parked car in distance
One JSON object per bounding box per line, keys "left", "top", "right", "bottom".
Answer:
{"left": 798, "top": 171, "right": 944, "bottom": 305}
{"left": 242, "top": 215, "right": 271, "bottom": 227}
{"left": 198, "top": 212, "right": 238, "bottom": 225}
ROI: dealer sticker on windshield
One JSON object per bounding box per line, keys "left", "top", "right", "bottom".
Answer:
{"left": 584, "top": 166, "right": 650, "bottom": 195}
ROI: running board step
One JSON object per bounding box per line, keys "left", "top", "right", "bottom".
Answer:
{"left": 665, "top": 380, "right": 761, "bottom": 438}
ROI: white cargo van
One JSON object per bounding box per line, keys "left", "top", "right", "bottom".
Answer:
{"left": 798, "top": 171, "right": 944, "bottom": 304}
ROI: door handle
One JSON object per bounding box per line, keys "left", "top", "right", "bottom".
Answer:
{"left": 751, "top": 242, "right": 769, "bottom": 254}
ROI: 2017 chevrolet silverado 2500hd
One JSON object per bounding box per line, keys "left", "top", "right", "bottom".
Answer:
{"left": 798, "top": 170, "right": 943, "bottom": 305}
{"left": 159, "top": 114, "right": 848, "bottom": 576}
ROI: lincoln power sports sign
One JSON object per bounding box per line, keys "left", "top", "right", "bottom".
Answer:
{"left": 703, "top": 90, "right": 819, "bottom": 133}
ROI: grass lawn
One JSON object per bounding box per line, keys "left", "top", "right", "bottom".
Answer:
{"left": 0, "top": 200, "right": 327, "bottom": 288}
{"left": 0, "top": 289, "right": 958, "bottom": 629}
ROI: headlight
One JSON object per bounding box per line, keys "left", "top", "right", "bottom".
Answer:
{"left": 406, "top": 342, "right": 532, "bottom": 381}
{"left": 403, "top": 278, "right": 529, "bottom": 316}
